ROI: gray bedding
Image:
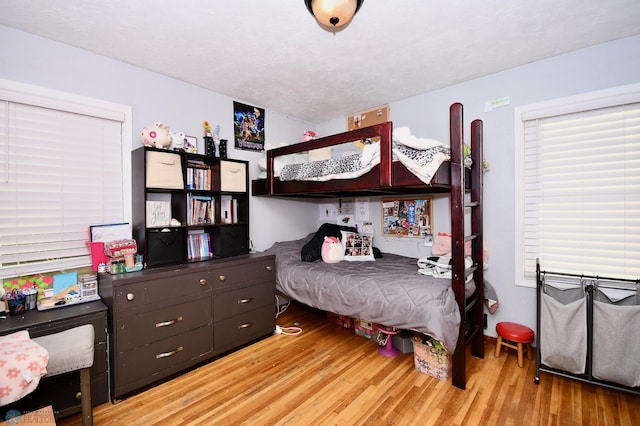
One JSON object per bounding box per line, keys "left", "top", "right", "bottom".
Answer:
{"left": 264, "top": 235, "right": 475, "bottom": 352}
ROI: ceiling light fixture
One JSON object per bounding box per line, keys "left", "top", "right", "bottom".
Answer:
{"left": 305, "top": 0, "right": 364, "bottom": 30}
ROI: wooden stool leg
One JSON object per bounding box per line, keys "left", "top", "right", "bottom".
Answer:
{"left": 495, "top": 336, "right": 503, "bottom": 357}
{"left": 517, "top": 343, "right": 524, "bottom": 368}
{"left": 527, "top": 343, "right": 533, "bottom": 361}
{"left": 80, "top": 367, "right": 93, "bottom": 426}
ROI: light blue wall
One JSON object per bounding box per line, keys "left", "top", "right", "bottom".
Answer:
{"left": 0, "top": 25, "right": 320, "bottom": 251}
{"left": 317, "top": 35, "right": 640, "bottom": 336}
{"left": 2, "top": 23, "right": 639, "bottom": 336}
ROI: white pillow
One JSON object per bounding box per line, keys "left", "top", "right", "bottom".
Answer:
{"left": 340, "top": 231, "right": 375, "bottom": 262}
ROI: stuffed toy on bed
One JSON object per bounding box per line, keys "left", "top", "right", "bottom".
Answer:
{"left": 321, "top": 236, "right": 344, "bottom": 263}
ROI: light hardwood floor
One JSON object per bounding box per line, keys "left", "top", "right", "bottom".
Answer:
{"left": 59, "top": 302, "right": 639, "bottom": 425}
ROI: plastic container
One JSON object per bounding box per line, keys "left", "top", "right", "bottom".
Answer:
{"left": 8, "top": 293, "right": 26, "bottom": 316}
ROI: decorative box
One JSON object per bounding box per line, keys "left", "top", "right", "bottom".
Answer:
{"left": 412, "top": 334, "right": 450, "bottom": 380}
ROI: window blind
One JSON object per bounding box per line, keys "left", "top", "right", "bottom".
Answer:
{"left": 0, "top": 99, "right": 125, "bottom": 279}
{"left": 523, "top": 103, "right": 640, "bottom": 279}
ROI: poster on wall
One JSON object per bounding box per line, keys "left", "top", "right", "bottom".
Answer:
{"left": 381, "top": 197, "right": 432, "bottom": 238}
{"left": 233, "top": 101, "right": 265, "bottom": 151}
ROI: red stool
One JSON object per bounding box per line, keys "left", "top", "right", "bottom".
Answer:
{"left": 495, "top": 322, "right": 534, "bottom": 368}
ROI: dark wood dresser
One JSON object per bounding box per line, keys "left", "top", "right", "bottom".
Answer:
{"left": 98, "top": 253, "right": 276, "bottom": 400}
{"left": 0, "top": 301, "right": 109, "bottom": 420}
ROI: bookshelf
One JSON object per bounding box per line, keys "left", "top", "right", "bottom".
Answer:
{"left": 132, "top": 146, "right": 249, "bottom": 268}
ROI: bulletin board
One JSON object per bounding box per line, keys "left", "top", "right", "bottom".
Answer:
{"left": 347, "top": 105, "right": 390, "bottom": 130}
{"left": 381, "top": 197, "right": 432, "bottom": 238}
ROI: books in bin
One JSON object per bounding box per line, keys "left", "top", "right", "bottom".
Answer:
{"left": 187, "top": 233, "right": 212, "bottom": 260}
{"left": 187, "top": 194, "right": 213, "bottom": 225}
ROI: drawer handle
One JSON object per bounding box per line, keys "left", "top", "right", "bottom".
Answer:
{"left": 199, "top": 278, "right": 207, "bottom": 286}
{"left": 156, "top": 346, "right": 184, "bottom": 359}
{"left": 238, "top": 320, "right": 256, "bottom": 329}
{"left": 75, "top": 391, "right": 82, "bottom": 400}
{"left": 219, "top": 275, "right": 226, "bottom": 282}
{"left": 237, "top": 297, "right": 253, "bottom": 304}
{"left": 127, "top": 293, "right": 135, "bottom": 301}
{"left": 266, "top": 265, "right": 273, "bottom": 271}
{"left": 156, "top": 316, "right": 183, "bottom": 328}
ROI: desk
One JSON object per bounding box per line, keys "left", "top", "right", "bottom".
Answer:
{"left": 0, "top": 301, "right": 109, "bottom": 420}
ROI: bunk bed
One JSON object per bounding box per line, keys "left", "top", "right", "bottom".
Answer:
{"left": 252, "top": 103, "right": 484, "bottom": 390}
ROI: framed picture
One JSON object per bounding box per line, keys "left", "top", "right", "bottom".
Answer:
{"left": 184, "top": 135, "right": 198, "bottom": 153}
{"left": 381, "top": 197, "right": 432, "bottom": 238}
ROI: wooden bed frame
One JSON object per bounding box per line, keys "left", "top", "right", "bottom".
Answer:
{"left": 252, "top": 103, "right": 484, "bottom": 390}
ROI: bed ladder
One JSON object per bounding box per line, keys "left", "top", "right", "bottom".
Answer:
{"left": 449, "top": 102, "right": 485, "bottom": 390}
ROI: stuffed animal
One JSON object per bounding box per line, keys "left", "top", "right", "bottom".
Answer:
{"left": 321, "top": 236, "right": 344, "bottom": 263}
{"left": 301, "top": 130, "right": 317, "bottom": 142}
{"left": 140, "top": 121, "right": 173, "bottom": 149}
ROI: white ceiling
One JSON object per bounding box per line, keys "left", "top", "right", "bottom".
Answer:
{"left": 1, "top": 0, "right": 639, "bottom": 123}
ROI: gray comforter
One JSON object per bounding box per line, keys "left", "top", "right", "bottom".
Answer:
{"left": 264, "top": 235, "right": 474, "bottom": 352}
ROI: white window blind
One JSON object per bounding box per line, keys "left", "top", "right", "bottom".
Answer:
{"left": 522, "top": 102, "right": 640, "bottom": 280}
{"left": 0, "top": 88, "right": 129, "bottom": 279}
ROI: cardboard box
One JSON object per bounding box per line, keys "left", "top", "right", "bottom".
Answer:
{"left": 326, "top": 311, "right": 354, "bottom": 329}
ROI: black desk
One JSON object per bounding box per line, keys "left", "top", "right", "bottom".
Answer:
{"left": 0, "top": 301, "right": 109, "bottom": 420}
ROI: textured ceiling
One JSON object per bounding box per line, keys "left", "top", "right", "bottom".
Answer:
{"left": 1, "top": 0, "right": 639, "bottom": 123}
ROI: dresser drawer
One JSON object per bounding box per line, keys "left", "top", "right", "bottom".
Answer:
{"left": 116, "top": 296, "right": 212, "bottom": 351}
{"left": 212, "top": 257, "right": 274, "bottom": 289}
{"left": 213, "top": 283, "right": 274, "bottom": 321}
{"left": 115, "top": 270, "right": 211, "bottom": 311}
{"left": 214, "top": 305, "right": 275, "bottom": 352}
{"left": 116, "top": 324, "right": 213, "bottom": 391}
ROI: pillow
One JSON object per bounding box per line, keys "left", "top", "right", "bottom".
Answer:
{"left": 341, "top": 231, "right": 375, "bottom": 262}
{"left": 301, "top": 223, "right": 357, "bottom": 262}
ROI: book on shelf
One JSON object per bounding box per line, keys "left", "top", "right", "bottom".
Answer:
{"left": 220, "top": 195, "right": 239, "bottom": 224}
{"left": 187, "top": 194, "right": 213, "bottom": 225}
{"left": 187, "top": 232, "right": 212, "bottom": 260}
{"left": 186, "top": 161, "right": 212, "bottom": 190}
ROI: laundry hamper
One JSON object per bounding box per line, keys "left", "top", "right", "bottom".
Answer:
{"left": 412, "top": 334, "right": 450, "bottom": 380}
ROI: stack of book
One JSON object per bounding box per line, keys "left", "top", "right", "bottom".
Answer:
{"left": 187, "top": 194, "right": 213, "bottom": 225}
{"left": 187, "top": 233, "right": 212, "bottom": 260}
{"left": 186, "top": 161, "right": 212, "bottom": 190}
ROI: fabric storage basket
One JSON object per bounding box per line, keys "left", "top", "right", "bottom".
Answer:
{"left": 146, "top": 228, "right": 186, "bottom": 267}
{"left": 220, "top": 160, "right": 246, "bottom": 192}
{"left": 146, "top": 151, "right": 184, "bottom": 189}
{"left": 412, "top": 334, "right": 450, "bottom": 380}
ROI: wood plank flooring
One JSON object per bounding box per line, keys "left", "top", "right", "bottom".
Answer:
{"left": 59, "top": 302, "right": 640, "bottom": 425}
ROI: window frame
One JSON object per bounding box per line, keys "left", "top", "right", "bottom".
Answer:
{"left": 0, "top": 79, "right": 132, "bottom": 279}
{"left": 513, "top": 83, "right": 640, "bottom": 288}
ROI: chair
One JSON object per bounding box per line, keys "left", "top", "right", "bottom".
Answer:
{"left": 495, "top": 321, "right": 534, "bottom": 368}
{"left": 33, "top": 324, "right": 95, "bottom": 426}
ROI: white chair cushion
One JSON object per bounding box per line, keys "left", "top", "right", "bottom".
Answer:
{"left": 33, "top": 324, "right": 94, "bottom": 377}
